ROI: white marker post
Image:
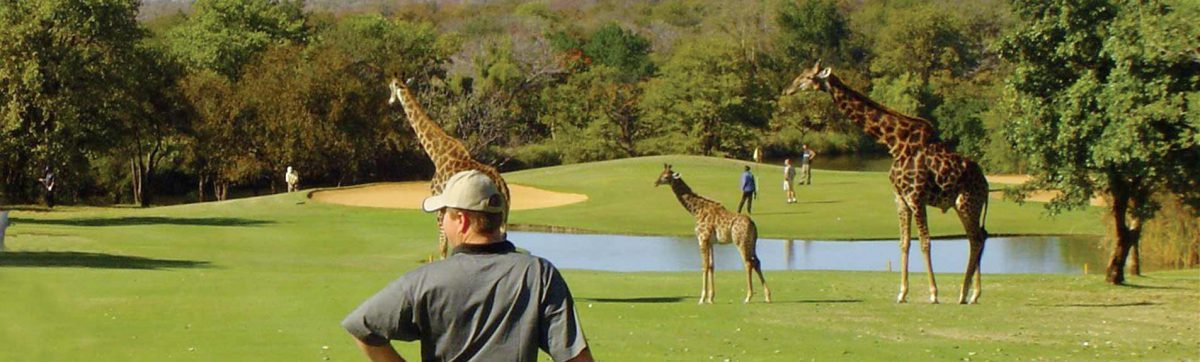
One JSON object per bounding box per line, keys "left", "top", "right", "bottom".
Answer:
{"left": 0, "top": 210, "right": 9, "bottom": 251}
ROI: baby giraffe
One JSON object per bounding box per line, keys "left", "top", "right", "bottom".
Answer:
{"left": 656, "top": 164, "right": 771, "bottom": 304}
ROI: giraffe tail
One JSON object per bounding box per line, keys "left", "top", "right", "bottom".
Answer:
{"left": 980, "top": 192, "right": 990, "bottom": 240}
{"left": 747, "top": 220, "right": 762, "bottom": 270}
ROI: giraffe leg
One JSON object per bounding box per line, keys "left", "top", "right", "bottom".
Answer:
{"left": 732, "top": 232, "right": 755, "bottom": 304}
{"left": 743, "top": 260, "right": 753, "bottom": 304}
{"left": 956, "top": 194, "right": 987, "bottom": 304}
{"left": 700, "top": 246, "right": 710, "bottom": 304}
{"left": 753, "top": 257, "right": 771, "bottom": 303}
{"left": 914, "top": 204, "right": 939, "bottom": 304}
{"left": 697, "top": 232, "right": 713, "bottom": 304}
{"left": 896, "top": 195, "right": 913, "bottom": 303}
{"left": 738, "top": 248, "right": 754, "bottom": 304}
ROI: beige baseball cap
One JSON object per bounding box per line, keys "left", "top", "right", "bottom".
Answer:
{"left": 422, "top": 170, "right": 506, "bottom": 213}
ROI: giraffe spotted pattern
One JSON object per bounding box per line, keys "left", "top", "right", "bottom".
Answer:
{"left": 656, "top": 164, "right": 770, "bottom": 304}
{"left": 785, "top": 62, "right": 990, "bottom": 304}
{"left": 389, "top": 78, "right": 512, "bottom": 258}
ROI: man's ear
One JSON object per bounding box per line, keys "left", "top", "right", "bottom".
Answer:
{"left": 454, "top": 210, "right": 472, "bottom": 233}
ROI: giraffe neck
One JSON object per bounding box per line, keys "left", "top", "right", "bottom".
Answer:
{"left": 394, "top": 86, "right": 470, "bottom": 167}
{"left": 824, "top": 75, "right": 937, "bottom": 157}
{"left": 668, "top": 178, "right": 710, "bottom": 215}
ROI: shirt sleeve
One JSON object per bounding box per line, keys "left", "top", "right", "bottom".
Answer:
{"left": 538, "top": 264, "right": 588, "bottom": 361}
{"left": 342, "top": 277, "right": 423, "bottom": 345}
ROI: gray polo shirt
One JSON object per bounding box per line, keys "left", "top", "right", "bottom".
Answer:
{"left": 342, "top": 241, "right": 588, "bottom": 361}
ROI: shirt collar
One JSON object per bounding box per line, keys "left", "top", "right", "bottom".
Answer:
{"left": 451, "top": 240, "right": 516, "bottom": 255}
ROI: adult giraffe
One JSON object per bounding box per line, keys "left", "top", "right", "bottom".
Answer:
{"left": 784, "top": 62, "right": 989, "bottom": 304}
{"left": 389, "top": 78, "right": 511, "bottom": 258}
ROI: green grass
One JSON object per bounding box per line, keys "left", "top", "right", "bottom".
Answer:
{"left": 1, "top": 155, "right": 1194, "bottom": 361}
{"left": 506, "top": 155, "right": 1103, "bottom": 239}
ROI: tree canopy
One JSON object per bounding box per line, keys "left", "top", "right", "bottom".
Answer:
{"left": 1001, "top": 0, "right": 1199, "bottom": 283}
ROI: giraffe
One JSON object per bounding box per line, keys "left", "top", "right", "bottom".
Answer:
{"left": 388, "top": 78, "right": 511, "bottom": 258}
{"left": 784, "top": 62, "right": 990, "bottom": 304}
{"left": 655, "top": 164, "right": 771, "bottom": 304}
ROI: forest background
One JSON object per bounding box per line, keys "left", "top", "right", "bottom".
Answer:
{"left": 1, "top": 0, "right": 1197, "bottom": 273}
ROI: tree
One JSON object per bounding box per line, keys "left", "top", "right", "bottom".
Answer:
{"left": 775, "top": 0, "right": 849, "bottom": 65}
{"left": 640, "top": 35, "right": 753, "bottom": 156}
{"left": 178, "top": 70, "right": 238, "bottom": 201}
{"left": 541, "top": 65, "right": 645, "bottom": 162}
{"left": 582, "top": 23, "right": 656, "bottom": 82}
{"left": 115, "top": 45, "right": 191, "bottom": 207}
{"left": 0, "top": 0, "right": 145, "bottom": 204}
{"left": 165, "top": 0, "right": 308, "bottom": 80}
{"left": 1001, "top": 0, "right": 1200, "bottom": 284}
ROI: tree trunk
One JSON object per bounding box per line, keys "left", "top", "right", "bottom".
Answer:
{"left": 197, "top": 175, "right": 206, "bottom": 203}
{"left": 131, "top": 158, "right": 142, "bottom": 206}
{"left": 138, "top": 171, "right": 151, "bottom": 208}
{"left": 1130, "top": 240, "right": 1141, "bottom": 276}
{"left": 219, "top": 181, "right": 229, "bottom": 201}
{"left": 1105, "top": 183, "right": 1142, "bottom": 284}
{"left": 1190, "top": 218, "right": 1200, "bottom": 267}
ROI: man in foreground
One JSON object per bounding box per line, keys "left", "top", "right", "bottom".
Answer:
{"left": 342, "top": 170, "right": 593, "bottom": 362}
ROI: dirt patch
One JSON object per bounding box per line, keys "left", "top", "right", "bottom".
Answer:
{"left": 309, "top": 182, "right": 588, "bottom": 210}
{"left": 986, "top": 174, "right": 1105, "bottom": 207}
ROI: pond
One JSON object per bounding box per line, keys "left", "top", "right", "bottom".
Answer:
{"left": 509, "top": 231, "right": 1109, "bottom": 275}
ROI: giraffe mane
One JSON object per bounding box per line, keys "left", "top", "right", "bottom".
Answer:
{"left": 826, "top": 75, "right": 943, "bottom": 143}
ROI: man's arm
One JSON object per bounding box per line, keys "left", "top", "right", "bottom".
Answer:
{"left": 353, "top": 337, "right": 406, "bottom": 362}
{"left": 566, "top": 347, "right": 594, "bottom": 362}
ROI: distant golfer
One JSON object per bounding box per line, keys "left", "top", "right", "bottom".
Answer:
{"left": 37, "top": 167, "right": 55, "bottom": 208}
{"left": 799, "top": 144, "right": 817, "bottom": 185}
{"left": 737, "top": 165, "right": 757, "bottom": 214}
{"left": 342, "top": 170, "right": 593, "bottom": 362}
{"left": 783, "top": 159, "right": 796, "bottom": 203}
{"left": 285, "top": 166, "right": 300, "bottom": 192}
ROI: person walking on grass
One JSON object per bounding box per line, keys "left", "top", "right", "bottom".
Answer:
{"left": 342, "top": 170, "right": 593, "bottom": 362}
{"left": 783, "top": 159, "right": 797, "bottom": 203}
{"left": 799, "top": 144, "right": 817, "bottom": 185}
{"left": 737, "top": 165, "right": 757, "bottom": 214}
{"left": 37, "top": 167, "right": 55, "bottom": 208}
{"left": 285, "top": 166, "right": 300, "bottom": 192}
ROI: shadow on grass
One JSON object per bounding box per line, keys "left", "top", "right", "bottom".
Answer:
{"left": 579, "top": 296, "right": 689, "bottom": 303}
{"left": 1120, "top": 281, "right": 1188, "bottom": 290}
{"left": 1043, "top": 301, "right": 1156, "bottom": 308}
{"left": 775, "top": 299, "right": 863, "bottom": 304}
{"left": 751, "top": 211, "right": 810, "bottom": 216}
{"left": 11, "top": 216, "right": 271, "bottom": 227}
{"left": 1, "top": 205, "right": 52, "bottom": 212}
{"left": 0, "top": 251, "right": 211, "bottom": 270}
{"left": 796, "top": 200, "right": 841, "bottom": 205}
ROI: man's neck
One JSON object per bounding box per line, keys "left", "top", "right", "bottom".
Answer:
{"left": 456, "top": 233, "right": 504, "bottom": 246}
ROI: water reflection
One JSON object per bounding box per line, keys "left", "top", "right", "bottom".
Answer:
{"left": 509, "top": 231, "right": 1106, "bottom": 274}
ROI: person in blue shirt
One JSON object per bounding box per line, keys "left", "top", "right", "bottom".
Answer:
{"left": 737, "top": 165, "right": 756, "bottom": 214}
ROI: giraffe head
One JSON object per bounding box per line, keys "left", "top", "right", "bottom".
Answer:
{"left": 387, "top": 77, "right": 406, "bottom": 106}
{"left": 655, "top": 164, "right": 680, "bottom": 187}
{"left": 783, "top": 61, "right": 832, "bottom": 95}
{"left": 388, "top": 77, "right": 419, "bottom": 106}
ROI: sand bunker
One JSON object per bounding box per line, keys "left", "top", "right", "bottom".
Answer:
{"left": 310, "top": 182, "right": 588, "bottom": 210}
{"left": 986, "top": 174, "right": 1105, "bottom": 207}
